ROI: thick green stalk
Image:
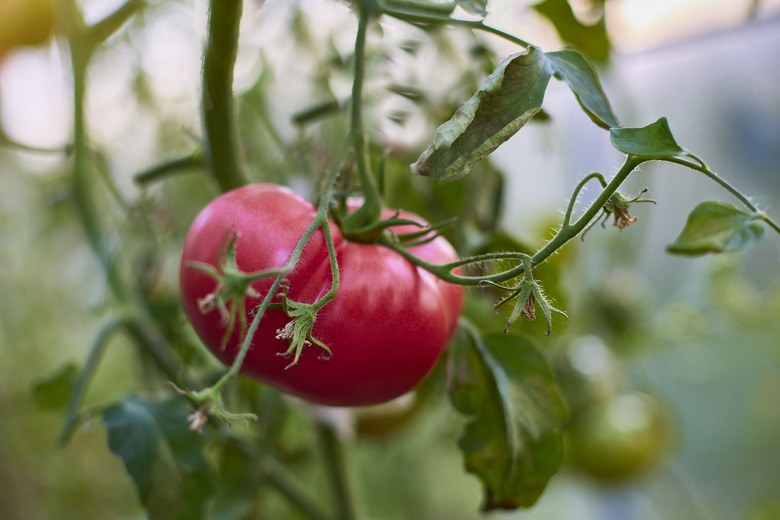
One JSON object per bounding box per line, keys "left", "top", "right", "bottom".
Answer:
{"left": 342, "top": 1, "right": 383, "bottom": 233}
{"left": 202, "top": 0, "right": 247, "bottom": 192}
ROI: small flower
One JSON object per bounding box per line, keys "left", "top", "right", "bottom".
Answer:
{"left": 612, "top": 204, "right": 638, "bottom": 230}
{"left": 187, "top": 408, "right": 208, "bottom": 433}
{"left": 520, "top": 293, "right": 536, "bottom": 321}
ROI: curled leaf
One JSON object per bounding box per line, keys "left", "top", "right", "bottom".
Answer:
{"left": 412, "top": 47, "right": 552, "bottom": 181}
{"left": 667, "top": 201, "right": 765, "bottom": 255}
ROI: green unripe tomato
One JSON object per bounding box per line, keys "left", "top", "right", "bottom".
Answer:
{"left": 567, "top": 392, "right": 673, "bottom": 482}
{"left": 0, "top": 0, "right": 54, "bottom": 51}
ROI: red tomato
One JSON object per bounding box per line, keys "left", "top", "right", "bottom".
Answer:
{"left": 180, "top": 184, "right": 464, "bottom": 406}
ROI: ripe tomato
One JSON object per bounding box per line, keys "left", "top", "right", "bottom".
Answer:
{"left": 180, "top": 184, "right": 464, "bottom": 406}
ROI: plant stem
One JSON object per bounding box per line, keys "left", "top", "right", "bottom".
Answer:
{"left": 262, "top": 457, "right": 332, "bottom": 520}
{"left": 203, "top": 0, "right": 247, "bottom": 192}
{"left": 134, "top": 153, "right": 205, "bottom": 185}
{"left": 60, "top": 0, "right": 185, "bottom": 389}
{"left": 562, "top": 172, "right": 607, "bottom": 227}
{"left": 663, "top": 157, "right": 780, "bottom": 235}
{"left": 343, "top": 0, "right": 383, "bottom": 232}
{"left": 532, "top": 156, "right": 642, "bottom": 266}
{"left": 316, "top": 421, "right": 359, "bottom": 520}
{"left": 380, "top": 157, "right": 642, "bottom": 284}
{"left": 381, "top": 7, "right": 531, "bottom": 48}
{"left": 58, "top": 317, "right": 127, "bottom": 445}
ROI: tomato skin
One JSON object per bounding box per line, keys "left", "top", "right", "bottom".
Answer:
{"left": 180, "top": 184, "right": 464, "bottom": 406}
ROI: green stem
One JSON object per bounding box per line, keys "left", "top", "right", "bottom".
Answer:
{"left": 532, "top": 156, "right": 643, "bottom": 266}
{"left": 262, "top": 457, "right": 332, "bottom": 520}
{"left": 134, "top": 153, "right": 205, "bottom": 185}
{"left": 562, "top": 172, "right": 607, "bottom": 227}
{"left": 379, "top": 236, "right": 529, "bottom": 284}
{"left": 380, "top": 157, "right": 642, "bottom": 284}
{"left": 60, "top": 0, "right": 186, "bottom": 388}
{"left": 316, "top": 421, "right": 359, "bottom": 520}
{"left": 202, "top": 0, "right": 247, "bottom": 192}
{"left": 663, "top": 156, "right": 780, "bottom": 235}
{"left": 381, "top": 6, "right": 531, "bottom": 48}
{"left": 342, "top": 1, "right": 383, "bottom": 232}
{"left": 58, "top": 317, "right": 128, "bottom": 445}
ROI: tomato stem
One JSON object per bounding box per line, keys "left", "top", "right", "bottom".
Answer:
{"left": 202, "top": 0, "right": 248, "bottom": 192}
{"left": 341, "top": 0, "right": 383, "bottom": 237}
{"left": 661, "top": 156, "right": 780, "bottom": 235}
{"left": 381, "top": 5, "right": 531, "bottom": 49}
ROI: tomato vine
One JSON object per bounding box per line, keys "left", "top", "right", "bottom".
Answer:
{"left": 20, "top": 0, "right": 780, "bottom": 517}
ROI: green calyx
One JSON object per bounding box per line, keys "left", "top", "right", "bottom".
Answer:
{"left": 187, "top": 233, "right": 287, "bottom": 348}
{"left": 272, "top": 297, "right": 333, "bottom": 369}
{"left": 484, "top": 255, "right": 567, "bottom": 335}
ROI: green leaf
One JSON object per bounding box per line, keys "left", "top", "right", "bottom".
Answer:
{"left": 667, "top": 201, "right": 765, "bottom": 255}
{"left": 457, "top": 0, "right": 488, "bottom": 17}
{"left": 610, "top": 117, "right": 686, "bottom": 158}
{"left": 412, "top": 46, "right": 552, "bottom": 181}
{"left": 103, "top": 395, "right": 216, "bottom": 520}
{"left": 546, "top": 50, "right": 618, "bottom": 129}
{"left": 448, "top": 325, "right": 566, "bottom": 510}
{"left": 532, "top": 0, "right": 610, "bottom": 62}
{"left": 32, "top": 363, "right": 78, "bottom": 411}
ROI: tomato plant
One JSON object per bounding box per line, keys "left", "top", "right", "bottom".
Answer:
{"left": 180, "top": 183, "right": 464, "bottom": 406}
{"left": 9, "top": 0, "right": 780, "bottom": 519}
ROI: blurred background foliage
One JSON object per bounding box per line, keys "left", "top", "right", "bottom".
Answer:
{"left": 1, "top": 0, "right": 780, "bottom": 519}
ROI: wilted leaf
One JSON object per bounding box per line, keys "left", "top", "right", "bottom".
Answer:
{"left": 32, "top": 363, "right": 78, "bottom": 411}
{"left": 667, "top": 201, "right": 765, "bottom": 255}
{"left": 103, "top": 395, "right": 215, "bottom": 520}
{"left": 610, "top": 117, "right": 686, "bottom": 158}
{"left": 532, "top": 0, "right": 610, "bottom": 62}
{"left": 546, "top": 50, "right": 618, "bottom": 129}
{"left": 412, "top": 47, "right": 551, "bottom": 181}
{"left": 448, "top": 325, "right": 566, "bottom": 510}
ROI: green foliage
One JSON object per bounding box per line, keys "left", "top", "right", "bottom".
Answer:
{"left": 532, "top": 0, "right": 610, "bottom": 62}
{"left": 546, "top": 49, "right": 618, "bottom": 129}
{"left": 103, "top": 395, "right": 216, "bottom": 520}
{"left": 6, "top": 0, "right": 778, "bottom": 518}
{"left": 412, "top": 46, "right": 552, "bottom": 181}
{"left": 610, "top": 117, "right": 687, "bottom": 158}
{"left": 667, "top": 201, "right": 766, "bottom": 255}
{"left": 32, "top": 363, "right": 79, "bottom": 412}
{"left": 447, "top": 325, "right": 566, "bottom": 510}
{"left": 412, "top": 45, "right": 617, "bottom": 180}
